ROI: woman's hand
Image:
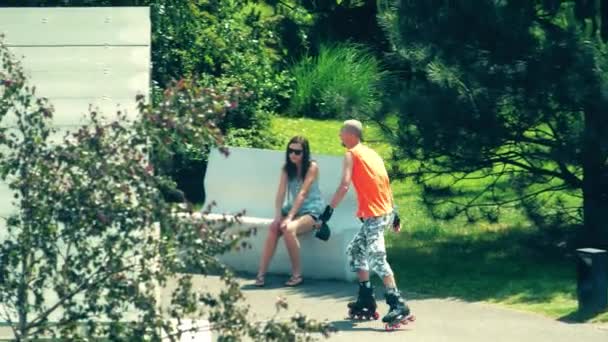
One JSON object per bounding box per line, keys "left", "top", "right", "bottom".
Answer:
{"left": 280, "top": 216, "right": 293, "bottom": 232}
{"left": 269, "top": 215, "right": 283, "bottom": 235}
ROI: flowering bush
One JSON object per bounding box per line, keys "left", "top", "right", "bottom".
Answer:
{"left": 0, "top": 37, "right": 333, "bottom": 341}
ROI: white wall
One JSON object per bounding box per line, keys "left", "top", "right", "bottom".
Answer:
{"left": 0, "top": 8, "right": 151, "bottom": 330}
{"left": 0, "top": 7, "right": 151, "bottom": 231}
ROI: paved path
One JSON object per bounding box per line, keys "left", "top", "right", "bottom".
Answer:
{"left": 3, "top": 274, "right": 607, "bottom": 341}
{"left": 180, "top": 274, "right": 608, "bottom": 342}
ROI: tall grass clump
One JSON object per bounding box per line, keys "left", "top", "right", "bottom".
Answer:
{"left": 289, "top": 43, "right": 385, "bottom": 119}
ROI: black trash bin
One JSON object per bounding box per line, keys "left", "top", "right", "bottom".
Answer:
{"left": 576, "top": 248, "right": 607, "bottom": 314}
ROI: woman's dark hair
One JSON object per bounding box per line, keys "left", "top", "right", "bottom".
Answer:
{"left": 283, "top": 136, "right": 311, "bottom": 180}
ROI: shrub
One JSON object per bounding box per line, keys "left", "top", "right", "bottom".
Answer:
{"left": 289, "top": 43, "right": 386, "bottom": 119}
{"left": 0, "top": 37, "right": 333, "bottom": 341}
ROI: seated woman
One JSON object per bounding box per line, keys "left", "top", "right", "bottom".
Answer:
{"left": 254, "top": 136, "right": 325, "bottom": 287}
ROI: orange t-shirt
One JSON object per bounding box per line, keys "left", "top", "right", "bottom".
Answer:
{"left": 349, "top": 144, "right": 394, "bottom": 218}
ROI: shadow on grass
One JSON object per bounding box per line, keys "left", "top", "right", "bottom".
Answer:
{"left": 559, "top": 309, "right": 608, "bottom": 324}
{"left": 383, "top": 224, "right": 604, "bottom": 320}
{"left": 195, "top": 217, "right": 604, "bottom": 323}
{"left": 260, "top": 224, "right": 607, "bottom": 321}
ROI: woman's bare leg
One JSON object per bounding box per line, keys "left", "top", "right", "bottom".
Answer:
{"left": 282, "top": 215, "right": 316, "bottom": 278}
{"left": 257, "top": 219, "right": 282, "bottom": 277}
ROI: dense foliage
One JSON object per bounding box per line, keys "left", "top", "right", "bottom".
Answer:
{"left": 380, "top": 0, "right": 608, "bottom": 247}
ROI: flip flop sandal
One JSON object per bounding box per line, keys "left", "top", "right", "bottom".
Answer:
{"left": 285, "top": 274, "right": 303, "bottom": 287}
{"left": 254, "top": 274, "right": 265, "bottom": 287}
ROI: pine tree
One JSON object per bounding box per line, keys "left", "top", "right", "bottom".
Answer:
{"left": 380, "top": 0, "right": 608, "bottom": 247}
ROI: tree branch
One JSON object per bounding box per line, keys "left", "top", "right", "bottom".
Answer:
{"left": 488, "top": 156, "right": 580, "bottom": 186}
{"left": 556, "top": 161, "right": 583, "bottom": 188}
{"left": 425, "top": 183, "right": 569, "bottom": 209}
{"left": 25, "top": 262, "right": 136, "bottom": 332}
{"left": 1, "top": 302, "right": 18, "bottom": 340}
{"left": 432, "top": 164, "right": 509, "bottom": 218}
{"left": 402, "top": 167, "right": 529, "bottom": 180}
{"left": 516, "top": 134, "right": 558, "bottom": 148}
{"left": 277, "top": 0, "right": 296, "bottom": 11}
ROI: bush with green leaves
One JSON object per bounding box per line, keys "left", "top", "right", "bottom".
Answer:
{"left": 151, "top": 0, "right": 294, "bottom": 193}
{"left": 147, "top": 0, "right": 294, "bottom": 143}
{"left": 0, "top": 39, "right": 333, "bottom": 341}
{"left": 289, "top": 43, "right": 385, "bottom": 119}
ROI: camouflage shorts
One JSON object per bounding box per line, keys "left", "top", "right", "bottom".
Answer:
{"left": 346, "top": 213, "right": 394, "bottom": 278}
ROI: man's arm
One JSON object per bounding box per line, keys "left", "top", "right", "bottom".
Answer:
{"left": 330, "top": 152, "right": 353, "bottom": 209}
{"left": 317, "top": 152, "right": 353, "bottom": 225}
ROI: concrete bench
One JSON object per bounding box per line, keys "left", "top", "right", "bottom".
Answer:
{"left": 203, "top": 146, "right": 360, "bottom": 282}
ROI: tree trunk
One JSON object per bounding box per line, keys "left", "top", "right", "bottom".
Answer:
{"left": 582, "top": 107, "right": 608, "bottom": 249}
{"left": 17, "top": 251, "right": 28, "bottom": 341}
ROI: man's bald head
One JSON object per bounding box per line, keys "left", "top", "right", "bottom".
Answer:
{"left": 342, "top": 119, "right": 363, "bottom": 139}
{"left": 340, "top": 119, "right": 363, "bottom": 148}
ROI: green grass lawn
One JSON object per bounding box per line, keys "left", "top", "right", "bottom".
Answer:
{"left": 270, "top": 116, "right": 608, "bottom": 323}
{"left": 271, "top": 116, "right": 392, "bottom": 157}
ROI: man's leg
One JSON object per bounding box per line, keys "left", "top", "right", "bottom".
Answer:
{"left": 365, "top": 215, "right": 394, "bottom": 282}
{"left": 346, "top": 226, "right": 378, "bottom": 318}
{"left": 383, "top": 275, "right": 397, "bottom": 288}
{"left": 358, "top": 270, "right": 370, "bottom": 282}
{"left": 382, "top": 212, "right": 398, "bottom": 288}
{"left": 366, "top": 214, "right": 412, "bottom": 323}
{"left": 346, "top": 226, "right": 369, "bottom": 277}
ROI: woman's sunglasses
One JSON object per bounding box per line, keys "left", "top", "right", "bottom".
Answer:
{"left": 288, "top": 148, "right": 303, "bottom": 156}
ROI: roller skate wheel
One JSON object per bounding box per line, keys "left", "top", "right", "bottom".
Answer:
{"left": 347, "top": 309, "right": 355, "bottom": 319}
{"left": 401, "top": 314, "right": 415, "bottom": 323}
{"left": 384, "top": 323, "right": 395, "bottom": 331}
{"left": 373, "top": 312, "right": 380, "bottom": 320}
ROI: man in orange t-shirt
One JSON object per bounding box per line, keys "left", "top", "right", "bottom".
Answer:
{"left": 317, "top": 119, "right": 414, "bottom": 327}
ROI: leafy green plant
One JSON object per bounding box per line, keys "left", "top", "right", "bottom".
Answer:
{"left": 0, "top": 38, "right": 333, "bottom": 341}
{"left": 289, "top": 43, "right": 385, "bottom": 119}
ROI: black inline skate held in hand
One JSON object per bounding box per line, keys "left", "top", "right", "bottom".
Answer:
{"left": 319, "top": 205, "right": 334, "bottom": 223}
{"left": 314, "top": 221, "right": 331, "bottom": 241}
